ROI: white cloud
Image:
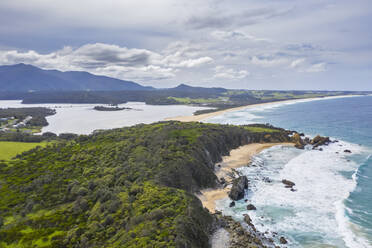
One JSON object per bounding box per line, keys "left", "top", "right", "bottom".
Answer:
{"left": 211, "top": 30, "right": 269, "bottom": 42}
{"left": 172, "top": 57, "right": 213, "bottom": 68}
{"left": 214, "top": 65, "right": 249, "bottom": 79}
{"left": 288, "top": 58, "right": 327, "bottom": 73}
{"left": 0, "top": 42, "right": 215, "bottom": 82}
{"left": 251, "top": 56, "right": 288, "bottom": 67}
{"left": 305, "top": 62, "right": 327, "bottom": 72}
{"left": 290, "top": 58, "right": 306, "bottom": 68}
{"left": 158, "top": 41, "right": 213, "bottom": 68}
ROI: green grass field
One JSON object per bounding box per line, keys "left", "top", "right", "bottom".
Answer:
{"left": 168, "top": 96, "right": 227, "bottom": 104}
{"left": 244, "top": 126, "right": 280, "bottom": 133}
{"left": 0, "top": 141, "right": 46, "bottom": 161}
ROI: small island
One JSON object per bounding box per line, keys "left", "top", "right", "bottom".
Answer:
{"left": 93, "top": 105, "right": 132, "bottom": 111}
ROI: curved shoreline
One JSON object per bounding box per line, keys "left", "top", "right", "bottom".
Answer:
{"left": 165, "top": 95, "right": 361, "bottom": 123}
{"left": 197, "top": 142, "right": 295, "bottom": 213}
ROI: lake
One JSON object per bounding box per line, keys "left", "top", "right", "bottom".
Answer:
{"left": 0, "top": 100, "right": 210, "bottom": 134}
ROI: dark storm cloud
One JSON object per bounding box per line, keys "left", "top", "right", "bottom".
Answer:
{"left": 74, "top": 44, "right": 152, "bottom": 67}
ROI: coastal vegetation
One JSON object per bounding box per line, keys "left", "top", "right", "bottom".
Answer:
{"left": 93, "top": 106, "right": 132, "bottom": 111}
{"left": 0, "top": 121, "right": 292, "bottom": 248}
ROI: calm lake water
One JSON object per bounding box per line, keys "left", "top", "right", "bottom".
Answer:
{"left": 0, "top": 100, "right": 210, "bottom": 134}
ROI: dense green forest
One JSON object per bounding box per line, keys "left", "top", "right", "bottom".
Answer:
{"left": 0, "top": 122, "right": 293, "bottom": 248}
{"left": 93, "top": 106, "right": 132, "bottom": 111}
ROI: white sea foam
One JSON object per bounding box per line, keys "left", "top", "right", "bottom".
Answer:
{"left": 216, "top": 141, "right": 370, "bottom": 247}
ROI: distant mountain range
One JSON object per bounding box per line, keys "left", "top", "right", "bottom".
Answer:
{"left": 0, "top": 63, "right": 152, "bottom": 91}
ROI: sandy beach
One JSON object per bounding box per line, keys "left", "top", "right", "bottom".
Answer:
{"left": 165, "top": 95, "right": 360, "bottom": 123}
{"left": 197, "top": 142, "right": 295, "bottom": 213}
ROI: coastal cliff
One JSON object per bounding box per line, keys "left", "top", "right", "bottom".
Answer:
{"left": 0, "top": 121, "right": 292, "bottom": 248}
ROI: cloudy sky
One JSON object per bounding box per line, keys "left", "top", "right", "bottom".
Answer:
{"left": 0, "top": 0, "right": 371, "bottom": 90}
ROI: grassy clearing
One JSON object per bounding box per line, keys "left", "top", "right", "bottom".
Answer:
{"left": 168, "top": 96, "right": 227, "bottom": 104}
{"left": 0, "top": 141, "right": 46, "bottom": 160}
{"left": 244, "top": 126, "right": 280, "bottom": 133}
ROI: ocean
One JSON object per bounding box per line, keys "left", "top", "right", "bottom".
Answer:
{"left": 207, "top": 95, "right": 372, "bottom": 248}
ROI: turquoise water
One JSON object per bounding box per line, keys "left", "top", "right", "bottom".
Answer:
{"left": 208, "top": 96, "right": 372, "bottom": 247}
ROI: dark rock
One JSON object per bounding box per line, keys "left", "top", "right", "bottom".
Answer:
{"left": 290, "top": 188, "right": 297, "bottom": 192}
{"left": 292, "top": 133, "right": 306, "bottom": 149}
{"left": 228, "top": 176, "right": 248, "bottom": 201}
{"left": 280, "top": 237, "right": 288, "bottom": 244}
{"left": 237, "top": 228, "right": 244, "bottom": 236}
{"left": 243, "top": 214, "right": 252, "bottom": 224}
{"left": 220, "top": 177, "right": 226, "bottom": 185}
{"left": 319, "top": 148, "right": 323, "bottom": 151}
{"left": 229, "top": 201, "right": 235, "bottom": 207}
{"left": 263, "top": 177, "right": 272, "bottom": 183}
{"left": 246, "top": 204, "right": 256, "bottom": 210}
{"left": 215, "top": 214, "right": 266, "bottom": 247}
{"left": 282, "top": 179, "right": 295, "bottom": 188}
{"left": 295, "top": 143, "right": 305, "bottom": 149}
{"left": 344, "top": 149, "right": 352, "bottom": 153}
{"left": 311, "top": 135, "right": 330, "bottom": 148}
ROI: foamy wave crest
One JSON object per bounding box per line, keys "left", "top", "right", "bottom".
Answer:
{"left": 216, "top": 141, "right": 370, "bottom": 247}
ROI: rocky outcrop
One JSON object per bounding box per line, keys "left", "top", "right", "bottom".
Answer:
{"left": 213, "top": 213, "right": 269, "bottom": 248}
{"left": 243, "top": 214, "right": 257, "bottom": 232}
{"left": 280, "top": 237, "right": 288, "bottom": 244}
{"left": 220, "top": 177, "right": 226, "bottom": 186}
{"left": 228, "top": 176, "right": 248, "bottom": 201}
{"left": 292, "top": 133, "right": 306, "bottom": 149}
{"left": 292, "top": 133, "right": 333, "bottom": 150}
{"left": 344, "top": 149, "right": 352, "bottom": 153}
{"left": 243, "top": 214, "right": 252, "bottom": 225}
{"left": 246, "top": 204, "right": 256, "bottom": 210}
{"left": 282, "top": 179, "right": 295, "bottom": 189}
{"left": 311, "top": 135, "right": 330, "bottom": 148}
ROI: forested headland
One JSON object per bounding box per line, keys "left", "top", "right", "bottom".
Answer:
{"left": 0, "top": 121, "right": 293, "bottom": 248}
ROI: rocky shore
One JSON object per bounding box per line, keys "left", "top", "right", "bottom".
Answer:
{"left": 197, "top": 143, "right": 295, "bottom": 213}
{"left": 207, "top": 132, "right": 336, "bottom": 248}
{"left": 211, "top": 211, "right": 290, "bottom": 248}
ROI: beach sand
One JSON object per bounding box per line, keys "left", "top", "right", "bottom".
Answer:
{"left": 165, "top": 95, "right": 360, "bottom": 123}
{"left": 184, "top": 95, "right": 358, "bottom": 212}
{"left": 197, "top": 142, "right": 295, "bottom": 213}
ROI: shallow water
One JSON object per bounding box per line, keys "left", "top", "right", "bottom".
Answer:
{"left": 208, "top": 96, "right": 372, "bottom": 247}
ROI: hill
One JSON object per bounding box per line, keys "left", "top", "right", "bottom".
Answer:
{"left": 0, "top": 121, "right": 292, "bottom": 248}
{"left": 0, "top": 63, "right": 151, "bottom": 92}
